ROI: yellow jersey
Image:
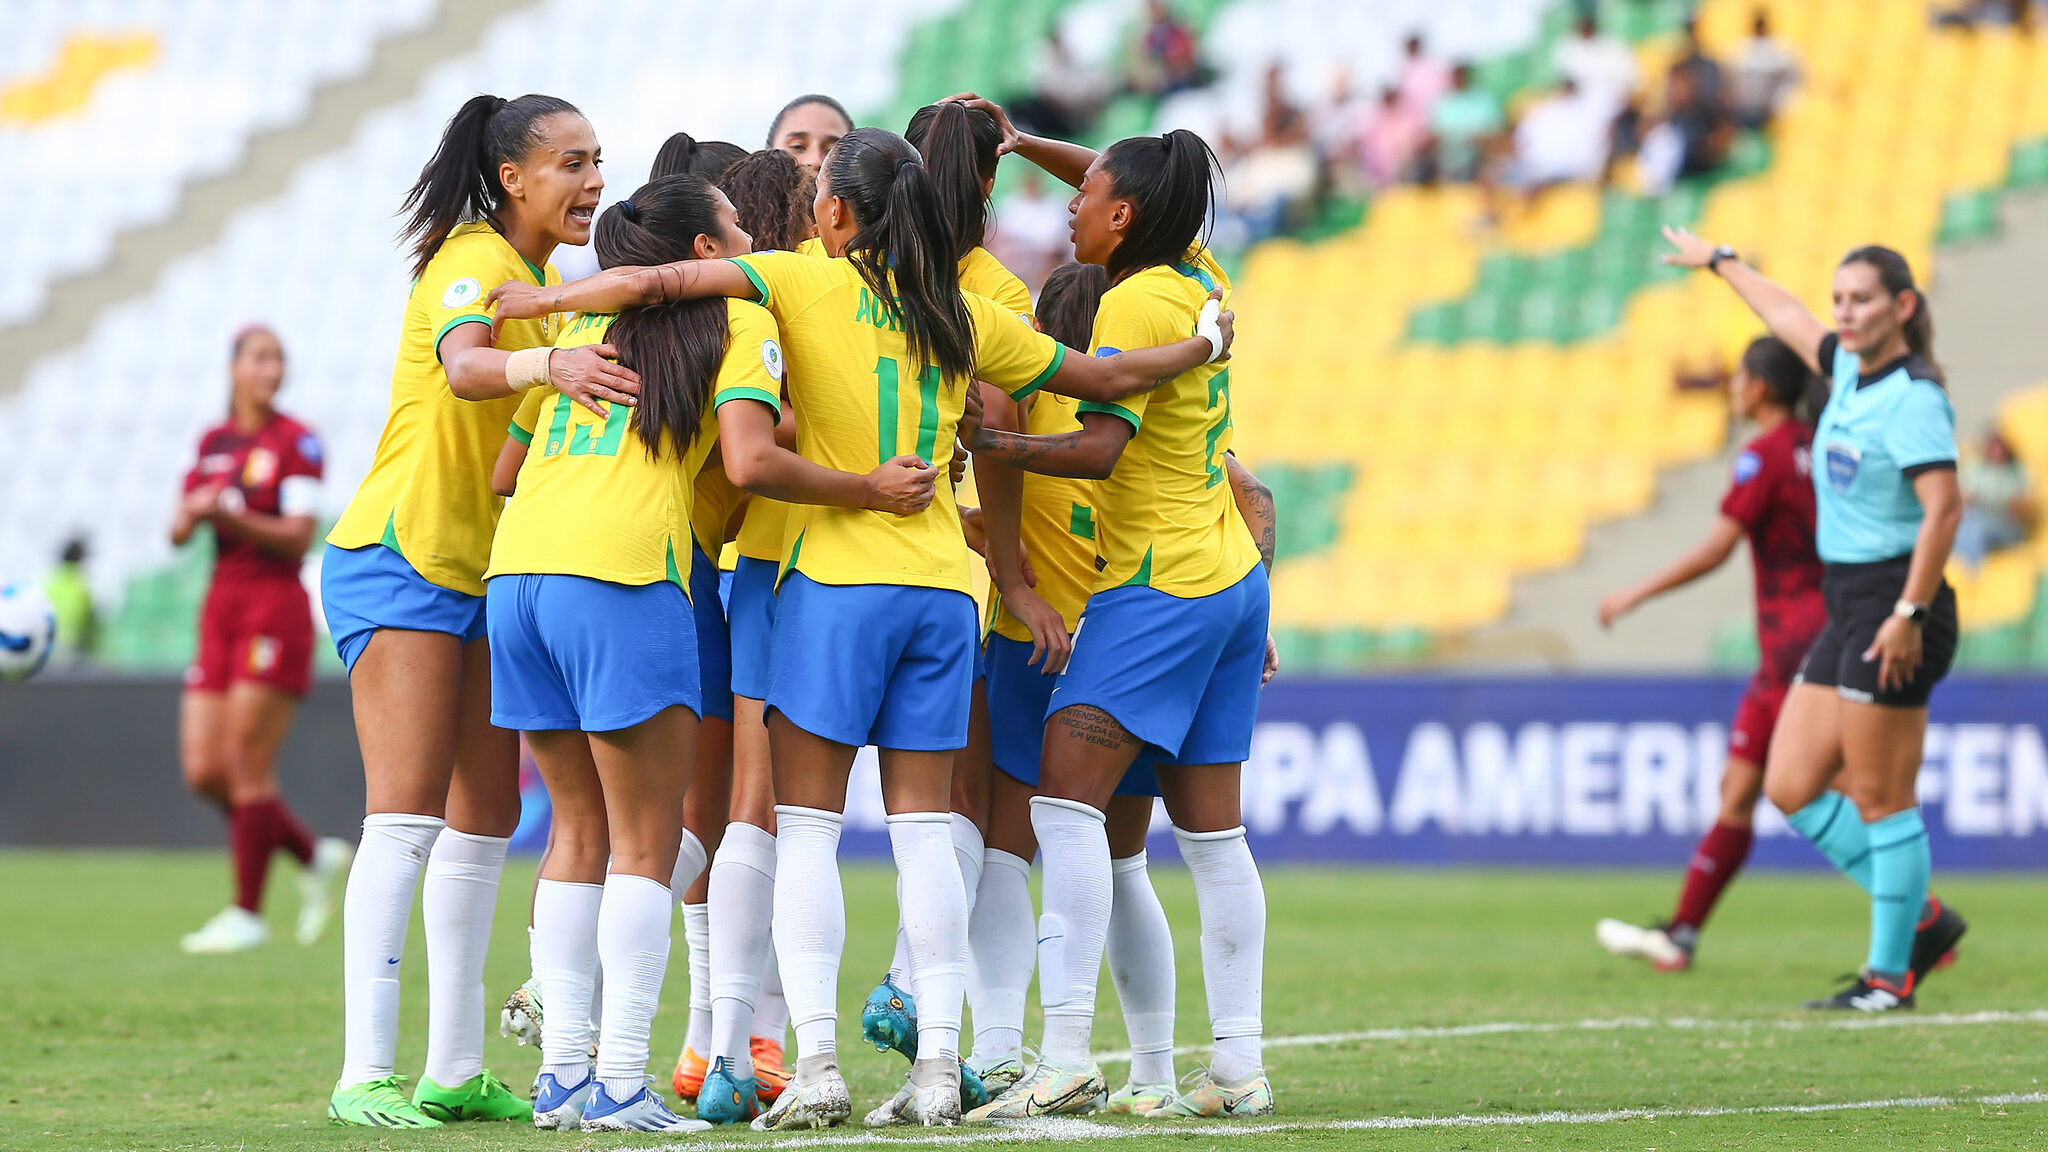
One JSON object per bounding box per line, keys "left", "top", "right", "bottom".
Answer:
{"left": 1077, "top": 249, "right": 1257, "bottom": 599}
{"left": 329, "top": 222, "right": 563, "bottom": 594}
{"left": 691, "top": 466, "right": 745, "bottom": 560}
{"left": 484, "top": 301, "right": 784, "bottom": 592}
{"left": 727, "top": 251, "right": 1066, "bottom": 593}
{"left": 989, "top": 388, "right": 1099, "bottom": 640}
{"left": 958, "top": 245, "right": 1032, "bottom": 318}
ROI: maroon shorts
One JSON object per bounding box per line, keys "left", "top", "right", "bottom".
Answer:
{"left": 186, "top": 578, "right": 315, "bottom": 697}
{"left": 1728, "top": 670, "right": 1791, "bottom": 766}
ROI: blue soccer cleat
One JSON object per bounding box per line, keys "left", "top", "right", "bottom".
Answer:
{"left": 860, "top": 976, "right": 918, "bottom": 1060}
{"left": 531, "top": 1068, "right": 594, "bottom": 1130}
{"left": 696, "top": 1057, "right": 762, "bottom": 1126}
{"left": 579, "top": 1081, "right": 712, "bottom": 1133}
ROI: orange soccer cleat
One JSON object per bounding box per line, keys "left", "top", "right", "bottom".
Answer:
{"left": 671, "top": 1046, "right": 708, "bottom": 1102}
{"left": 750, "top": 1036, "right": 790, "bottom": 1103}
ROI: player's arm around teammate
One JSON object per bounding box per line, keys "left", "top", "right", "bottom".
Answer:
{"left": 318, "top": 94, "right": 600, "bottom": 1129}
{"left": 1667, "top": 228, "right": 1966, "bottom": 1009}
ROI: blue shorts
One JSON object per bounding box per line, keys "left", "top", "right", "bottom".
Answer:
{"left": 690, "top": 545, "right": 733, "bottom": 721}
{"left": 985, "top": 633, "right": 1159, "bottom": 796}
{"left": 768, "top": 572, "right": 977, "bottom": 750}
{"left": 1048, "top": 565, "right": 1269, "bottom": 764}
{"left": 321, "top": 542, "right": 487, "bottom": 673}
{"left": 487, "top": 573, "right": 701, "bottom": 732}
{"left": 727, "top": 556, "right": 779, "bottom": 700}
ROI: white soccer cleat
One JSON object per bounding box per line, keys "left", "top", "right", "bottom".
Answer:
{"left": 752, "top": 1061, "right": 853, "bottom": 1131}
{"left": 866, "top": 1060, "right": 961, "bottom": 1128}
{"left": 1153, "top": 1067, "right": 1274, "bottom": 1118}
{"left": 295, "top": 837, "right": 353, "bottom": 946}
{"left": 1596, "top": 918, "right": 1692, "bottom": 971}
{"left": 578, "top": 1082, "right": 711, "bottom": 1133}
{"left": 964, "top": 1051, "right": 1028, "bottom": 1095}
{"left": 500, "top": 977, "right": 544, "bottom": 1047}
{"left": 1104, "top": 1079, "right": 1176, "bottom": 1115}
{"left": 963, "top": 1056, "right": 1106, "bottom": 1122}
{"left": 530, "top": 1068, "right": 595, "bottom": 1130}
{"left": 181, "top": 905, "right": 268, "bottom": 954}
{"left": 862, "top": 1080, "right": 913, "bottom": 1128}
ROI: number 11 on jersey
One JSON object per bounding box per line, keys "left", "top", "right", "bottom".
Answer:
{"left": 875, "top": 356, "right": 942, "bottom": 464}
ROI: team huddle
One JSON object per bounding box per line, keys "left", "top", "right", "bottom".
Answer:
{"left": 306, "top": 88, "right": 1271, "bottom": 1133}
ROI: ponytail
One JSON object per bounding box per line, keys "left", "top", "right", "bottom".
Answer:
{"left": 825, "top": 127, "right": 976, "bottom": 385}
{"left": 1739, "top": 334, "right": 1825, "bottom": 427}
{"left": 905, "top": 100, "right": 1002, "bottom": 262}
{"left": 591, "top": 175, "right": 732, "bottom": 460}
{"left": 1840, "top": 244, "right": 1944, "bottom": 386}
{"left": 650, "top": 132, "right": 747, "bottom": 182}
{"left": 718, "top": 148, "right": 816, "bottom": 252}
{"left": 1098, "top": 128, "right": 1220, "bottom": 282}
{"left": 400, "top": 92, "right": 580, "bottom": 278}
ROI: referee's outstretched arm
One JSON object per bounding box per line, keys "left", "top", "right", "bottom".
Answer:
{"left": 1662, "top": 225, "right": 1828, "bottom": 374}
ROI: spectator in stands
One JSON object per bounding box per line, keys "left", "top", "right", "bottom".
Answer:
{"left": 1422, "top": 64, "right": 1503, "bottom": 183}
{"left": 1729, "top": 10, "right": 1801, "bottom": 130}
{"left": 1224, "top": 62, "right": 1321, "bottom": 242}
{"left": 989, "top": 168, "right": 1072, "bottom": 293}
{"left": 1504, "top": 78, "right": 1613, "bottom": 192}
{"left": 1354, "top": 84, "right": 1428, "bottom": 190}
{"left": 1011, "top": 27, "right": 1112, "bottom": 140}
{"left": 1127, "top": 0, "right": 1207, "bottom": 98}
{"left": 1670, "top": 19, "right": 1726, "bottom": 111}
{"left": 1935, "top": 0, "right": 2040, "bottom": 28}
{"left": 1396, "top": 32, "right": 1452, "bottom": 117}
{"left": 1636, "top": 55, "right": 1733, "bottom": 194}
{"left": 44, "top": 536, "right": 97, "bottom": 663}
{"left": 1551, "top": 14, "right": 1638, "bottom": 113}
{"left": 1956, "top": 431, "right": 2035, "bottom": 567}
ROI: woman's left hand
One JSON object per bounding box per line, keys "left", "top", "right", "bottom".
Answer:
{"left": 1863, "top": 615, "right": 1924, "bottom": 693}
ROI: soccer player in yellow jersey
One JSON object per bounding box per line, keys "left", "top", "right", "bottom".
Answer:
{"left": 488, "top": 125, "right": 1228, "bottom": 1130}
{"left": 954, "top": 101, "right": 1276, "bottom": 1121}
{"left": 318, "top": 93, "right": 635, "bottom": 1130}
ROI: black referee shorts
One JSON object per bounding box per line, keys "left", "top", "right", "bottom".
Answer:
{"left": 1794, "top": 556, "right": 1958, "bottom": 709}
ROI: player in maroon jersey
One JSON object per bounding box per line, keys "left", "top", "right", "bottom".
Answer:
{"left": 1593, "top": 335, "right": 1826, "bottom": 969}
{"left": 172, "top": 325, "right": 351, "bottom": 954}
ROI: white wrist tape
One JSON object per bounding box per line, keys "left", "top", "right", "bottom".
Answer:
{"left": 1195, "top": 298, "right": 1224, "bottom": 364}
{"left": 506, "top": 346, "right": 552, "bottom": 392}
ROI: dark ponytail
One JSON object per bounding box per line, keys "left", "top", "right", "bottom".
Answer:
{"left": 905, "top": 100, "right": 1002, "bottom": 261}
{"left": 1098, "top": 128, "right": 1220, "bottom": 282}
{"left": 651, "top": 132, "right": 747, "bottom": 182}
{"left": 717, "top": 148, "right": 816, "bottom": 253}
{"left": 400, "top": 92, "right": 581, "bottom": 278}
{"left": 1739, "top": 334, "right": 1825, "bottom": 426}
{"left": 591, "top": 175, "right": 732, "bottom": 460}
{"left": 1035, "top": 263, "right": 1108, "bottom": 353}
{"left": 825, "top": 127, "right": 976, "bottom": 384}
{"left": 1840, "top": 244, "right": 1944, "bottom": 386}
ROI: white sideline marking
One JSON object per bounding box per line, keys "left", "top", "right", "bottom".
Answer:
{"left": 625, "top": 1091, "right": 2048, "bottom": 1148}
{"left": 1089, "top": 1007, "right": 2048, "bottom": 1063}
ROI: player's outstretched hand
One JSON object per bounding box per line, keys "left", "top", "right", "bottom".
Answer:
{"left": 486, "top": 279, "right": 553, "bottom": 322}
{"left": 1596, "top": 589, "right": 1636, "bottom": 629}
{"left": 943, "top": 93, "right": 1019, "bottom": 155}
{"left": 1660, "top": 225, "right": 1717, "bottom": 268}
{"left": 865, "top": 455, "right": 938, "bottom": 515}
{"left": 552, "top": 345, "right": 641, "bottom": 417}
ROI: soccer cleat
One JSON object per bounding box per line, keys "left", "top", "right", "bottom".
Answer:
{"left": 866, "top": 1060, "right": 962, "bottom": 1128}
{"left": 579, "top": 1081, "right": 713, "bottom": 1133}
{"left": 328, "top": 1075, "right": 443, "bottom": 1128}
{"left": 957, "top": 1057, "right": 991, "bottom": 1110}
{"left": 862, "top": 1080, "right": 914, "bottom": 1128}
{"left": 295, "top": 836, "right": 353, "bottom": 946}
{"left": 1104, "top": 1079, "right": 1176, "bottom": 1115}
{"left": 963, "top": 1056, "right": 1106, "bottom": 1122}
{"left": 671, "top": 1045, "right": 708, "bottom": 1100}
{"left": 1154, "top": 1067, "right": 1275, "bottom": 1118}
{"left": 1804, "top": 970, "right": 1916, "bottom": 1012}
{"left": 413, "top": 1069, "right": 533, "bottom": 1122}
{"left": 751, "top": 1060, "right": 853, "bottom": 1131}
{"left": 861, "top": 977, "right": 918, "bottom": 1059}
{"left": 181, "top": 905, "right": 268, "bottom": 954}
{"left": 751, "top": 1035, "right": 790, "bottom": 1102}
{"left": 964, "top": 1050, "right": 1028, "bottom": 1095}
{"left": 1595, "top": 918, "right": 1692, "bottom": 971}
{"left": 531, "top": 1068, "right": 595, "bottom": 1130}
{"left": 697, "top": 1057, "right": 762, "bottom": 1126}
{"left": 500, "top": 977, "right": 544, "bottom": 1048}
{"left": 1910, "top": 897, "right": 1968, "bottom": 986}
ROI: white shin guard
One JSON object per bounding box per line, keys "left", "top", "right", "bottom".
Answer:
{"left": 595, "top": 872, "right": 674, "bottom": 1098}
{"left": 421, "top": 827, "right": 509, "bottom": 1088}
{"left": 887, "top": 811, "right": 969, "bottom": 1062}
{"left": 966, "top": 847, "right": 1035, "bottom": 1062}
{"left": 709, "top": 820, "right": 777, "bottom": 1079}
{"left": 1029, "top": 796, "right": 1111, "bottom": 1066}
{"left": 772, "top": 805, "right": 846, "bottom": 1060}
{"left": 1173, "top": 824, "right": 1265, "bottom": 1084}
{"left": 338, "top": 812, "right": 443, "bottom": 1087}
{"left": 1108, "top": 851, "right": 1177, "bottom": 1086}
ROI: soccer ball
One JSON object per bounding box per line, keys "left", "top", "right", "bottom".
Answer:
{"left": 0, "top": 583, "right": 57, "bottom": 683}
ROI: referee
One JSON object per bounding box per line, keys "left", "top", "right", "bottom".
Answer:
{"left": 1662, "top": 227, "right": 1967, "bottom": 1012}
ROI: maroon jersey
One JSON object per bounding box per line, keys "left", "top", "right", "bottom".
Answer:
{"left": 1720, "top": 419, "right": 1826, "bottom": 680}
{"left": 183, "top": 412, "right": 323, "bottom": 585}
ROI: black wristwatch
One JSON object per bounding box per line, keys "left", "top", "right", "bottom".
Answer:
{"left": 1707, "top": 245, "right": 1739, "bottom": 275}
{"left": 1893, "top": 599, "right": 1930, "bottom": 626}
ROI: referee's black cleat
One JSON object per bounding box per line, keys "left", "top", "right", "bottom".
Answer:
{"left": 1909, "top": 896, "right": 1967, "bottom": 986}
{"left": 1804, "top": 970, "right": 1914, "bottom": 1012}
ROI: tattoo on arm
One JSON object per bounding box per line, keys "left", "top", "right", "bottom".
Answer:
{"left": 980, "top": 428, "right": 1085, "bottom": 466}
{"left": 1233, "top": 471, "right": 1278, "bottom": 573}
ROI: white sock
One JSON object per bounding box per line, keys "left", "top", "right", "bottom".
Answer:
{"left": 1029, "top": 796, "right": 1111, "bottom": 1067}
{"left": 672, "top": 828, "right": 708, "bottom": 893}
{"left": 887, "top": 811, "right": 969, "bottom": 1062}
{"left": 888, "top": 814, "right": 984, "bottom": 989}
{"left": 753, "top": 939, "right": 788, "bottom": 1042}
{"left": 709, "top": 820, "right": 777, "bottom": 1082}
{"left": 338, "top": 812, "right": 442, "bottom": 1087}
{"left": 420, "top": 828, "right": 509, "bottom": 1088}
{"left": 681, "top": 902, "right": 712, "bottom": 1057}
{"left": 595, "top": 872, "right": 673, "bottom": 1101}
{"left": 533, "top": 879, "right": 601, "bottom": 1084}
{"left": 1174, "top": 824, "right": 1264, "bottom": 1084}
{"left": 1108, "top": 851, "right": 1177, "bottom": 1086}
{"left": 773, "top": 805, "right": 845, "bottom": 1061}
{"left": 967, "top": 848, "right": 1034, "bottom": 1063}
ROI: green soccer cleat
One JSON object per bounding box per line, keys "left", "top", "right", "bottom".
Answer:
{"left": 1154, "top": 1067, "right": 1274, "bottom": 1118}
{"left": 328, "top": 1075, "right": 443, "bottom": 1128}
{"left": 963, "top": 1056, "right": 1106, "bottom": 1122}
{"left": 413, "top": 1069, "right": 534, "bottom": 1122}
{"left": 1105, "top": 1078, "right": 1176, "bottom": 1115}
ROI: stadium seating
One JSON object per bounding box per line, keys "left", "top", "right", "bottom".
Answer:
{"left": 0, "top": 0, "right": 437, "bottom": 324}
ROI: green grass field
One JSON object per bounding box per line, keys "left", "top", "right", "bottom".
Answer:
{"left": 4, "top": 852, "right": 2046, "bottom": 1150}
